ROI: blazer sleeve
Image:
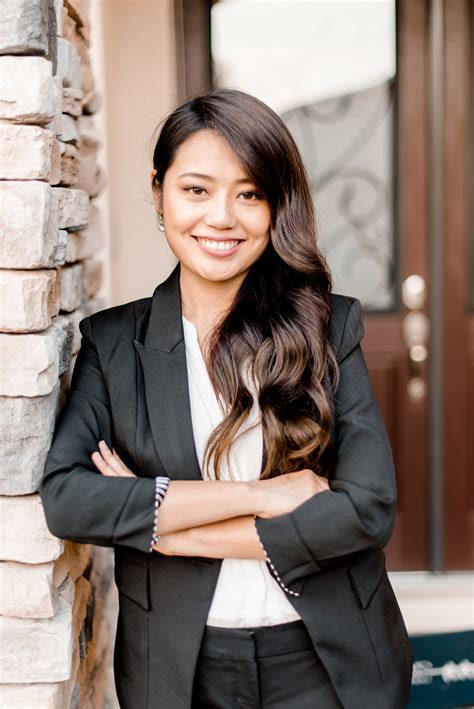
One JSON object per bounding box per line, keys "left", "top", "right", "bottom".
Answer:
{"left": 253, "top": 298, "right": 397, "bottom": 592}
{"left": 38, "top": 315, "right": 165, "bottom": 554}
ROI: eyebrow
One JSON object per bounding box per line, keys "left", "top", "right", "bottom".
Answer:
{"left": 178, "top": 172, "right": 253, "bottom": 184}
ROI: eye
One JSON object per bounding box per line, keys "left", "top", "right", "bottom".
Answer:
{"left": 184, "top": 186, "right": 206, "bottom": 196}
{"left": 239, "top": 190, "right": 263, "bottom": 201}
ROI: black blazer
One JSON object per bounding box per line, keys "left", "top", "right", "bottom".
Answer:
{"left": 39, "top": 262, "right": 413, "bottom": 708}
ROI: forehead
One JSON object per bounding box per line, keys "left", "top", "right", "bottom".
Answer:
{"left": 167, "top": 129, "right": 249, "bottom": 179}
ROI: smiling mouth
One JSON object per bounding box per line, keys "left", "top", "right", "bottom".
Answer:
{"left": 192, "top": 236, "right": 243, "bottom": 252}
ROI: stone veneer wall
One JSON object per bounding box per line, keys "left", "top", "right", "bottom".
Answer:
{"left": 0, "top": 1, "right": 115, "bottom": 706}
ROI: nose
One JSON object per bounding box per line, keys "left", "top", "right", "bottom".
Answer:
{"left": 203, "top": 192, "right": 236, "bottom": 229}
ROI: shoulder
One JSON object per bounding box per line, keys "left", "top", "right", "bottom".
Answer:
{"left": 329, "top": 293, "right": 365, "bottom": 362}
{"left": 78, "top": 296, "right": 152, "bottom": 343}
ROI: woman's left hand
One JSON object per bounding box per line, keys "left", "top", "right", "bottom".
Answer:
{"left": 91, "top": 440, "right": 137, "bottom": 477}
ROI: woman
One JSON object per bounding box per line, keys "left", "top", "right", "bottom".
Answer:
{"left": 40, "top": 89, "right": 413, "bottom": 708}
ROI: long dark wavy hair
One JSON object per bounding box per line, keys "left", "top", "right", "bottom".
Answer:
{"left": 151, "top": 89, "right": 339, "bottom": 481}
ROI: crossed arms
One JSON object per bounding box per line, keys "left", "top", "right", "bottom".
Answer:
{"left": 39, "top": 298, "right": 397, "bottom": 593}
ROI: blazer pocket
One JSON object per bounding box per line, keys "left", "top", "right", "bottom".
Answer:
{"left": 114, "top": 556, "right": 150, "bottom": 610}
{"left": 348, "top": 549, "right": 386, "bottom": 609}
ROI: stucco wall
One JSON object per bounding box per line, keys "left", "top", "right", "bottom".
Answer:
{"left": 98, "top": 0, "right": 179, "bottom": 306}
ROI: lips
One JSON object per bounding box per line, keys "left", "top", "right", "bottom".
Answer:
{"left": 192, "top": 235, "right": 244, "bottom": 255}
{"left": 192, "top": 235, "right": 243, "bottom": 243}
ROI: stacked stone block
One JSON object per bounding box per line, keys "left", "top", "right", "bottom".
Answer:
{"left": 0, "top": 1, "right": 114, "bottom": 706}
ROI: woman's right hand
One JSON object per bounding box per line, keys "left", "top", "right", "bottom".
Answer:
{"left": 251, "top": 469, "right": 330, "bottom": 518}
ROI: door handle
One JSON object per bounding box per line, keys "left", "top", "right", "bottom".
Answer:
{"left": 401, "top": 275, "right": 429, "bottom": 400}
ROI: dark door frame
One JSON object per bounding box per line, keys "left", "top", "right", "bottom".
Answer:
{"left": 441, "top": 0, "right": 473, "bottom": 570}
{"left": 173, "top": 0, "right": 213, "bottom": 101}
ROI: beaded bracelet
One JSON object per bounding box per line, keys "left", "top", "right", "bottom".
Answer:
{"left": 253, "top": 515, "right": 301, "bottom": 597}
{"left": 149, "top": 476, "right": 171, "bottom": 552}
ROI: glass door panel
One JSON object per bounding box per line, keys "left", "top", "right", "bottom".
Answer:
{"left": 212, "top": 0, "right": 397, "bottom": 311}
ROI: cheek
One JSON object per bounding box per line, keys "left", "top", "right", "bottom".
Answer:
{"left": 163, "top": 188, "right": 198, "bottom": 226}
{"left": 241, "top": 204, "right": 271, "bottom": 238}
{"left": 165, "top": 202, "right": 199, "bottom": 232}
{"left": 251, "top": 212, "right": 271, "bottom": 241}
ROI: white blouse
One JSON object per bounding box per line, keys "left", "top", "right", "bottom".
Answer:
{"left": 182, "top": 314, "right": 302, "bottom": 628}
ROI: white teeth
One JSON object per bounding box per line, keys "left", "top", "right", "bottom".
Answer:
{"left": 196, "top": 238, "right": 240, "bottom": 252}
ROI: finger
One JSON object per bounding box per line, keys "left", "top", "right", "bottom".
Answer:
{"left": 91, "top": 450, "right": 115, "bottom": 476}
{"left": 315, "top": 473, "right": 329, "bottom": 483}
{"left": 98, "top": 441, "right": 136, "bottom": 477}
{"left": 98, "top": 440, "right": 128, "bottom": 476}
{"left": 111, "top": 447, "right": 136, "bottom": 477}
{"left": 312, "top": 474, "right": 329, "bottom": 493}
{"left": 92, "top": 449, "right": 135, "bottom": 478}
{"left": 101, "top": 442, "right": 135, "bottom": 476}
{"left": 112, "top": 447, "right": 126, "bottom": 466}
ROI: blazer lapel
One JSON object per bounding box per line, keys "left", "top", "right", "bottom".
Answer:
{"left": 133, "top": 262, "right": 202, "bottom": 481}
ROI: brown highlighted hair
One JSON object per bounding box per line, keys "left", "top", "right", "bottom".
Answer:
{"left": 151, "top": 89, "right": 339, "bottom": 480}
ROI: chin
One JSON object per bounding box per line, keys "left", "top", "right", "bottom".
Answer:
{"left": 194, "top": 264, "right": 247, "bottom": 283}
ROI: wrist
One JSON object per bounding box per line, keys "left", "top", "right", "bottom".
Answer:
{"left": 158, "top": 527, "right": 197, "bottom": 557}
{"left": 176, "top": 526, "right": 201, "bottom": 556}
{"left": 247, "top": 479, "right": 267, "bottom": 517}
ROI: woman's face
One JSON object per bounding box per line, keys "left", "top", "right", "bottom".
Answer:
{"left": 153, "top": 129, "right": 272, "bottom": 287}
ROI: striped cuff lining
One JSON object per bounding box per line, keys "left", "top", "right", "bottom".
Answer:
{"left": 149, "top": 476, "right": 171, "bottom": 552}
{"left": 253, "top": 515, "right": 301, "bottom": 597}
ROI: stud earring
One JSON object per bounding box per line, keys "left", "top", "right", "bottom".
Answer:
{"left": 158, "top": 213, "right": 165, "bottom": 232}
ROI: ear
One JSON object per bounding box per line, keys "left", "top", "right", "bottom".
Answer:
{"left": 150, "top": 170, "right": 163, "bottom": 212}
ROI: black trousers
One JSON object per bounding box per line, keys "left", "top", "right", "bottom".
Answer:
{"left": 191, "top": 619, "right": 343, "bottom": 708}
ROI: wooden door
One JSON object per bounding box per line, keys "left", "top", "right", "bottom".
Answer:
{"left": 370, "top": 0, "right": 474, "bottom": 571}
